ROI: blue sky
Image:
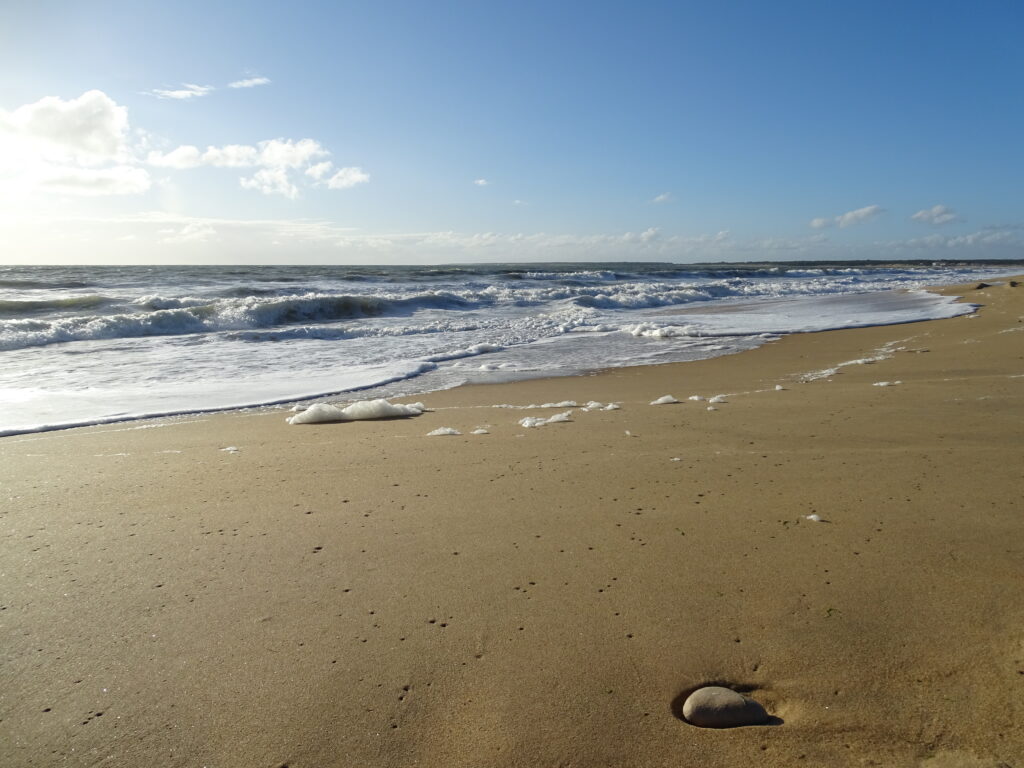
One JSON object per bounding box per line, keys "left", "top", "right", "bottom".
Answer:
{"left": 1, "top": 0, "right": 1021, "bottom": 263}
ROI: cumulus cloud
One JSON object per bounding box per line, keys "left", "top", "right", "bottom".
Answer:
{"left": 810, "top": 205, "right": 884, "bottom": 229}
{"left": 325, "top": 166, "right": 370, "bottom": 189}
{"left": 0, "top": 90, "right": 149, "bottom": 196}
{"left": 151, "top": 83, "right": 214, "bottom": 100}
{"left": 473, "top": 178, "right": 489, "bottom": 186}
{"left": 305, "top": 161, "right": 333, "bottom": 180}
{"left": 837, "top": 205, "right": 884, "bottom": 228}
{"left": 911, "top": 204, "right": 960, "bottom": 226}
{"left": 228, "top": 77, "right": 271, "bottom": 89}
{"left": 1, "top": 89, "right": 129, "bottom": 164}
{"left": 240, "top": 167, "right": 300, "bottom": 199}
{"left": 146, "top": 145, "right": 202, "bottom": 169}
{"left": 200, "top": 144, "right": 261, "bottom": 167}
{"left": 651, "top": 192, "right": 671, "bottom": 203}
{"left": 146, "top": 138, "right": 364, "bottom": 197}
{"left": 256, "top": 138, "right": 327, "bottom": 169}
{"left": 1, "top": 89, "right": 366, "bottom": 200}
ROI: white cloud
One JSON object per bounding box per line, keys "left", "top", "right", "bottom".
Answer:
{"left": 473, "top": 178, "right": 489, "bottom": 186}
{"left": 305, "top": 161, "right": 333, "bottom": 180}
{"left": 1, "top": 89, "right": 129, "bottom": 164}
{"left": 896, "top": 227, "right": 1016, "bottom": 250}
{"left": 0, "top": 90, "right": 150, "bottom": 197}
{"left": 258, "top": 138, "right": 328, "bottom": 169}
{"left": 146, "top": 139, "right": 362, "bottom": 197}
{"left": 13, "top": 210, "right": 1020, "bottom": 265}
{"left": 836, "top": 205, "right": 884, "bottom": 228}
{"left": 151, "top": 83, "right": 214, "bottom": 100}
{"left": 146, "top": 145, "right": 202, "bottom": 169}
{"left": 37, "top": 165, "right": 151, "bottom": 196}
{"left": 201, "top": 144, "right": 260, "bottom": 167}
{"left": 651, "top": 192, "right": 671, "bottom": 203}
{"left": 240, "top": 167, "right": 300, "bottom": 199}
{"left": 911, "top": 204, "right": 960, "bottom": 226}
{"left": 810, "top": 205, "right": 884, "bottom": 229}
{"left": 325, "top": 166, "right": 370, "bottom": 189}
{"left": 160, "top": 222, "right": 216, "bottom": 243}
{"left": 1, "top": 90, "right": 366, "bottom": 201}
{"left": 228, "top": 77, "right": 271, "bottom": 89}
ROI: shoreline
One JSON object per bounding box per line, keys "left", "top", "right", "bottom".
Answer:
{"left": 0, "top": 279, "right": 997, "bottom": 439}
{"left": 1, "top": 277, "right": 1022, "bottom": 766}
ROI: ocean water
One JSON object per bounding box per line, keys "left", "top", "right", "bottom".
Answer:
{"left": 0, "top": 261, "right": 1019, "bottom": 436}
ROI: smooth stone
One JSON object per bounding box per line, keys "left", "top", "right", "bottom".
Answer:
{"left": 682, "top": 686, "right": 769, "bottom": 728}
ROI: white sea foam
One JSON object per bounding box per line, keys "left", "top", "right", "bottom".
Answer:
{"left": 288, "top": 398, "right": 423, "bottom": 425}
{"left": 493, "top": 401, "right": 577, "bottom": 409}
{"left": 708, "top": 394, "right": 728, "bottom": 403}
{"left": 805, "top": 513, "right": 824, "bottom": 522}
{"left": 427, "top": 427, "right": 461, "bottom": 436}
{"left": 800, "top": 338, "right": 913, "bottom": 382}
{"left": 688, "top": 395, "right": 705, "bottom": 401}
{"left": 650, "top": 395, "right": 679, "bottom": 405}
{"left": 470, "top": 428, "right": 489, "bottom": 434}
{"left": 519, "top": 410, "right": 573, "bottom": 427}
{"left": 581, "top": 400, "right": 621, "bottom": 411}
{"left": 872, "top": 381, "right": 901, "bottom": 387}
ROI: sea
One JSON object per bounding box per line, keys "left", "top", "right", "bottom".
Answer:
{"left": 1, "top": 261, "right": 1020, "bottom": 436}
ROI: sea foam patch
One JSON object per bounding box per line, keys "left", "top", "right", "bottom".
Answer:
{"left": 288, "top": 398, "right": 424, "bottom": 425}
{"left": 493, "top": 401, "right": 578, "bottom": 409}
{"left": 650, "top": 395, "right": 679, "bottom": 405}
{"left": 519, "top": 410, "right": 573, "bottom": 428}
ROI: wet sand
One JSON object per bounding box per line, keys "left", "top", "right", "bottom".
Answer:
{"left": 1, "top": 279, "right": 1022, "bottom": 767}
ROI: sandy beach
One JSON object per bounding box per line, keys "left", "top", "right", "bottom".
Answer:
{"left": 1, "top": 278, "right": 1022, "bottom": 767}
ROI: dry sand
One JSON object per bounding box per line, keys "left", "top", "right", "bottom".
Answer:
{"left": 1, "top": 279, "right": 1022, "bottom": 767}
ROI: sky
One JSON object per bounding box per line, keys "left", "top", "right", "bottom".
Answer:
{"left": 1, "top": 0, "right": 1021, "bottom": 264}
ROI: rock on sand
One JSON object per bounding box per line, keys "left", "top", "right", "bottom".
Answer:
{"left": 682, "top": 686, "right": 769, "bottom": 728}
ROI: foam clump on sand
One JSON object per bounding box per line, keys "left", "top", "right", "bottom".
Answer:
{"left": 873, "top": 381, "right": 902, "bottom": 387}
{"left": 493, "top": 401, "right": 577, "bottom": 410}
{"left": 582, "top": 401, "right": 620, "bottom": 411}
{"left": 708, "top": 394, "right": 728, "bottom": 403}
{"left": 805, "top": 513, "right": 824, "bottom": 522}
{"left": 775, "top": 384, "right": 786, "bottom": 391}
{"left": 688, "top": 395, "right": 706, "bottom": 401}
{"left": 650, "top": 395, "right": 679, "bottom": 405}
{"left": 470, "top": 428, "right": 489, "bottom": 435}
{"left": 519, "top": 410, "right": 573, "bottom": 428}
{"left": 288, "top": 399, "right": 424, "bottom": 425}
{"left": 427, "top": 427, "right": 462, "bottom": 436}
